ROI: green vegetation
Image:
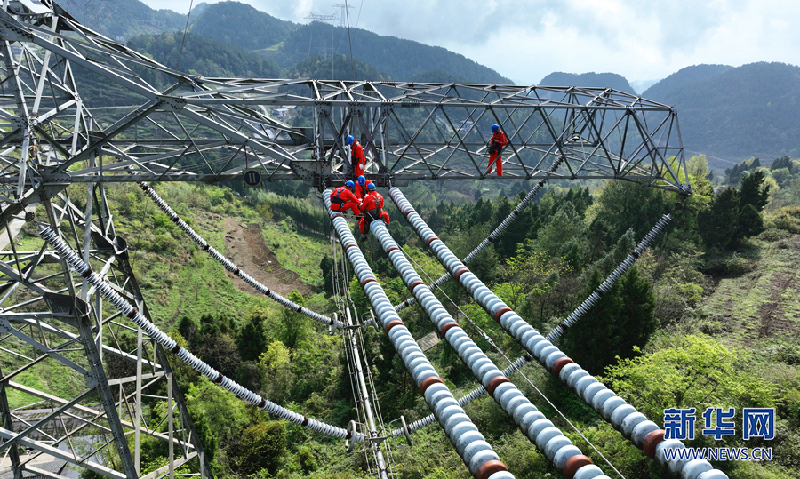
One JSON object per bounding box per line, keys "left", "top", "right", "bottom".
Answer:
{"left": 128, "top": 32, "right": 281, "bottom": 79}
{"left": 7, "top": 148, "right": 800, "bottom": 478}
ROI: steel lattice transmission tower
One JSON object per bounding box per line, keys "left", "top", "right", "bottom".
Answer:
{"left": 0, "top": 1, "right": 690, "bottom": 478}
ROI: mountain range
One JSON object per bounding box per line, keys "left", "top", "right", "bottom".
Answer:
{"left": 68, "top": 0, "right": 800, "bottom": 170}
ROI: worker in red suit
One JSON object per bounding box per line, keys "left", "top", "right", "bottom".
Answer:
{"left": 330, "top": 180, "right": 361, "bottom": 215}
{"left": 487, "top": 124, "right": 508, "bottom": 176}
{"left": 354, "top": 175, "right": 373, "bottom": 200}
{"left": 347, "top": 135, "right": 366, "bottom": 178}
{"left": 358, "top": 183, "right": 389, "bottom": 235}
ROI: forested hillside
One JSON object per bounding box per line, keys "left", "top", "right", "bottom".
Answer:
{"left": 67, "top": 0, "right": 184, "bottom": 39}
{"left": 641, "top": 64, "right": 732, "bottom": 101}
{"left": 128, "top": 32, "right": 281, "bottom": 78}
{"left": 644, "top": 62, "right": 800, "bottom": 166}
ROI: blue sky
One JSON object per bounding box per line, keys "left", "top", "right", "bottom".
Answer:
{"left": 141, "top": 0, "right": 800, "bottom": 87}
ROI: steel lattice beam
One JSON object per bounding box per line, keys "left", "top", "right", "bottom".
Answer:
{"left": 0, "top": 0, "right": 689, "bottom": 199}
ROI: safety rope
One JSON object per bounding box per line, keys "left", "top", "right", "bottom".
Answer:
{"left": 394, "top": 157, "right": 564, "bottom": 312}
{"left": 138, "top": 182, "right": 340, "bottom": 330}
{"left": 39, "top": 226, "right": 361, "bottom": 442}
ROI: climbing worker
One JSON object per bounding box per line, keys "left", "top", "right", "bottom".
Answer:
{"left": 354, "top": 175, "right": 373, "bottom": 200}
{"left": 486, "top": 124, "right": 508, "bottom": 176}
{"left": 358, "top": 183, "right": 389, "bottom": 236}
{"left": 330, "top": 180, "right": 362, "bottom": 216}
{"left": 347, "top": 135, "right": 366, "bottom": 178}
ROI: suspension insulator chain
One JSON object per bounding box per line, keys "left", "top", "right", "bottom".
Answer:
{"left": 323, "top": 190, "right": 515, "bottom": 479}
{"left": 39, "top": 226, "right": 360, "bottom": 442}
{"left": 389, "top": 188, "right": 729, "bottom": 479}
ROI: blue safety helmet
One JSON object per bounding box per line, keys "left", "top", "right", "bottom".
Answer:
{"left": 367, "top": 183, "right": 376, "bottom": 191}
{"left": 345, "top": 180, "right": 355, "bottom": 189}
{"left": 357, "top": 175, "right": 366, "bottom": 186}
{"left": 491, "top": 124, "right": 500, "bottom": 132}
{"left": 346, "top": 135, "right": 354, "bottom": 145}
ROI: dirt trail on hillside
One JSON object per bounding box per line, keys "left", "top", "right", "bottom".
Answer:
{"left": 222, "top": 218, "right": 313, "bottom": 297}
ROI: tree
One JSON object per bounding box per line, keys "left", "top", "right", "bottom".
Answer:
{"left": 535, "top": 201, "right": 589, "bottom": 268}
{"left": 280, "top": 290, "right": 312, "bottom": 354}
{"left": 231, "top": 421, "right": 286, "bottom": 476}
{"left": 698, "top": 187, "right": 740, "bottom": 249}
{"left": 319, "top": 255, "right": 334, "bottom": 297}
{"left": 560, "top": 267, "right": 657, "bottom": 375}
{"left": 739, "top": 170, "right": 770, "bottom": 211}
{"left": 771, "top": 155, "right": 795, "bottom": 173}
{"left": 591, "top": 181, "right": 669, "bottom": 250}
{"left": 236, "top": 309, "right": 268, "bottom": 362}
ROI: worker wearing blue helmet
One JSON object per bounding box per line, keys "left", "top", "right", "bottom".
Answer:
{"left": 358, "top": 182, "right": 389, "bottom": 235}
{"left": 330, "top": 179, "right": 361, "bottom": 215}
{"left": 354, "top": 175, "right": 374, "bottom": 200}
{"left": 347, "top": 135, "right": 366, "bottom": 178}
{"left": 487, "top": 124, "right": 508, "bottom": 176}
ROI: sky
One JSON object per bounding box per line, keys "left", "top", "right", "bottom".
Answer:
{"left": 141, "top": 0, "right": 800, "bottom": 87}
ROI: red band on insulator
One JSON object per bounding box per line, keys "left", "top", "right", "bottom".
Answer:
{"left": 407, "top": 280, "right": 424, "bottom": 292}
{"left": 632, "top": 251, "right": 640, "bottom": 259}
{"left": 234, "top": 268, "right": 240, "bottom": 275}
{"left": 384, "top": 320, "right": 403, "bottom": 333}
{"left": 387, "top": 246, "right": 401, "bottom": 253}
{"left": 331, "top": 213, "right": 343, "bottom": 220}
{"left": 361, "top": 277, "right": 377, "bottom": 287}
{"left": 486, "top": 376, "right": 510, "bottom": 396}
{"left": 127, "top": 308, "right": 138, "bottom": 319}
{"left": 419, "top": 377, "right": 444, "bottom": 395}
{"left": 301, "top": 417, "right": 309, "bottom": 427}
{"left": 440, "top": 322, "right": 459, "bottom": 336}
{"left": 82, "top": 268, "right": 93, "bottom": 278}
{"left": 563, "top": 455, "right": 592, "bottom": 479}
{"left": 170, "top": 345, "right": 181, "bottom": 355}
{"left": 643, "top": 429, "right": 666, "bottom": 459}
{"left": 426, "top": 236, "right": 439, "bottom": 247}
{"left": 551, "top": 356, "right": 574, "bottom": 376}
{"left": 453, "top": 268, "right": 469, "bottom": 280}
{"left": 476, "top": 460, "right": 508, "bottom": 479}
{"left": 203, "top": 244, "right": 210, "bottom": 251}
{"left": 214, "top": 373, "right": 224, "bottom": 384}
{"left": 493, "top": 307, "right": 512, "bottom": 323}
{"left": 258, "top": 399, "right": 266, "bottom": 408}
{"left": 402, "top": 209, "right": 413, "bottom": 219}
{"left": 344, "top": 243, "right": 358, "bottom": 251}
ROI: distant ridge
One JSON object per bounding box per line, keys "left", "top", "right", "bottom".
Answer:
{"left": 645, "top": 62, "right": 800, "bottom": 167}
{"left": 641, "top": 64, "right": 732, "bottom": 101}
{"left": 538, "top": 72, "right": 635, "bottom": 94}
{"left": 187, "top": 4, "right": 512, "bottom": 84}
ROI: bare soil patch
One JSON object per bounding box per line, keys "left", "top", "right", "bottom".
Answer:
{"left": 222, "top": 218, "right": 313, "bottom": 297}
